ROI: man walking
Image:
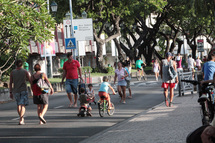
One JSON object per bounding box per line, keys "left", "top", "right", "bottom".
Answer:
{"left": 160, "top": 52, "right": 178, "bottom": 107}
{"left": 9, "top": 59, "right": 32, "bottom": 125}
{"left": 61, "top": 52, "right": 84, "bottom": 107}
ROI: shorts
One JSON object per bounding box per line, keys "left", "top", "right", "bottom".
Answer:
{"left": 137, "top": 67, "right": 143, "bottom": 70}
{"left": 33, "top": 94, "right": 49, "bottom": 104}
{"left": 161, "top": 82, "right": 175, "bottom": 89}
{"left": 98, "top": 91, "right": 110, "bottom": 101}
{"left": 14, "top": 91, "right": 29, "bottom": 106}
{"left": 65, "top": 79, "right": 78, "bottom": 94}
{"left": 118, "top": 80, "right": 127, "bottom": 86}
{"left": 126, "top": 80, "right": 130, "bottom": 88}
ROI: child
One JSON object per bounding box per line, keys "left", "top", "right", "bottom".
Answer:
{"left": 87, "top": 84, "right": 96, "bottom": 105}
{"left": 79, "top": 87, "right": 92, "bottom": 116}
{"left": 98, "top": 76, "right": 116, "bottom": 109}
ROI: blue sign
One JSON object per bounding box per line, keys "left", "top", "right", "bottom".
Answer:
{"left": 65, "top": 38, "right": 76, "bottom": 49}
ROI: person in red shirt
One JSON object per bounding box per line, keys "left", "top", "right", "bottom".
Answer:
{"left": 61, "top": 52, "right": 84, "bottom": 107}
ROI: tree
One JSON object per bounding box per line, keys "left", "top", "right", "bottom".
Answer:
{"left": 0, "top": 0, "right": 55, "bottom": 81}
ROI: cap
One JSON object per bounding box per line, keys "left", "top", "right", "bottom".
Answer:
{"left": 166, "top": 52, "right": 172, "bottom": 57}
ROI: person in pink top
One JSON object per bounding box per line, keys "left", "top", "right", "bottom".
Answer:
{"left": 196, "top": 56, "right": 202, "bottom": 71}
{"left": 61, "top": 52, "right": 84, "bottom": 108}
{"left": 176, "top": 53, "right": 183, "bottom": 72}
{"left": 114, "top": 62, "right": 128, "bottom": 104}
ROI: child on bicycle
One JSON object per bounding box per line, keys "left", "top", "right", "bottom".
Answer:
{"left": 79, "top": 87, "right": 92, "bottom": 116}
{"left": 87, "top": 84, "right": 96, "bottom": 105}
{"left": 98, "top": 76, "right": 116, "bottom": 109}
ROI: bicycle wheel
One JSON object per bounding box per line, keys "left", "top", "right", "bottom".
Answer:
{"left": 200, "top": 101, "right": 210, "bottom": 125}
{"left": 142, "top": 71, "right": 147, "bottom": 80}
{"left": 107, "top": 102, "right": 115, "bottom": 116}
{"left": 98, "top": 102, "right": 105, "bottom": 117}
{"left": 136, "top": 71, "right": 141, "bottom": 81}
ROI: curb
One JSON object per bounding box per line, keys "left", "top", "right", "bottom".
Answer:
{"left": 80, "top": 98, "right": 166, "bottom": 143}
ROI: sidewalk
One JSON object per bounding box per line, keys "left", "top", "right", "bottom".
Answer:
{"left": 81, "top": 93, "right": 202, "bottom": 143}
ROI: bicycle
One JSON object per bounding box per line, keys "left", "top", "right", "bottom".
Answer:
{"left": 136, "top": 65, "right": 147, "bottom": 81}
{"left": 181, "top": 80, "right": 215, "bottom": 125}
{"left": 98, "top": 95, "right": 115, "bottom": 117}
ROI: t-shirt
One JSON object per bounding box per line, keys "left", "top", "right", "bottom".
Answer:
{"left": 63, "top": 60, "right": 80, "bottom": 79}
{"left": 196, "top": 59, "right": 202, "bottom": 66}
{"left": 99, "top": 82, "right": 110, "bottom": 93}
{"left": 79, "top": 93, "right": 89, "bottom": 105}
{"left": 136, "top": 60, "right": 143, "bottom": 69}
{"left": 188, "top": 58, "right": 195, "bottom": 68}
{"left": 115, "top": 68, "right": 126, "bottom": 82}
{"left": 202, "top": 61, "right": 215, "bottom": 80}
{"left": 12, "top": 68, "right": 27, "bottom": 93}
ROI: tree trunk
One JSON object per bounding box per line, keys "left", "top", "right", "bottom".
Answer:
{"left": 96, "top": 42, "right": 108, "bottom": 73}
{"left": 113, "top": 38, "right": 126, "bottom": 62}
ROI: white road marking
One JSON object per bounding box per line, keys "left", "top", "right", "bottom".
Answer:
{"left": 54, "top": 105, "right": 64, "bottom": 109}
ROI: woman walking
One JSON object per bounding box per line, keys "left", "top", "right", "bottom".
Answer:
{"left": 114, "top": 62, "right": 128, "bottom": 104}
{"left": 153, "top": 59, "right": 160, "bottom": 81}
{"left": 31, "top": 64, "right": 54, "bottom": 124}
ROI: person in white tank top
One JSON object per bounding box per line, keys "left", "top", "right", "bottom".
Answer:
{"left": 153, "top": 59, "right": 160, "bottom": 81}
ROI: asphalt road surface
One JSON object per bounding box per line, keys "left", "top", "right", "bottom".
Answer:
{"left": 0, "top": 78, "right": 168, "bottom": 143}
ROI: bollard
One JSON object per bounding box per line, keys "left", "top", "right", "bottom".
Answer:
{"left": 89, "top": 69, "right": 91, "bottom": 83}
{"left": 85, "top": 70, "right": 87, "bottom": 84}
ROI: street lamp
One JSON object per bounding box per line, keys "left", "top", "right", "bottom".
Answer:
{"left": 50, "top": 1, "right": 58, "bottom": 13}
{"left": 82, "top": 11, "right": 87, "bottom": 18}
{"left": 65, "top": 12, "right": 70, "bottom": 20}
{"left": 45, "top": 1, "right": 58, "bottom": 78}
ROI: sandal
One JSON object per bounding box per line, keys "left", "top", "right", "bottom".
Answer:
{"left": 165, "top": 98, "right": 169, "bottom": 107}
{"left": 38, "top": 116, "right": 46, "bottom": 124}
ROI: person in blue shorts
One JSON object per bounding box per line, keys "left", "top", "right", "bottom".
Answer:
{"left": 9, "top": 60, "right": 32, "bottom": 125}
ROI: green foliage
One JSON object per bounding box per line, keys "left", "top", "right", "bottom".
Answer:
{"left": 58, "top": 68, "right": 63, "bottom": 75}
{"left": 81, "top": 66, "right": 93, "bottom": 73}
{"left": 0, "top": 0, "right": 55, "bottom": 80}
{"left": 106, "top": 67, "right": 114, "bottom": 74}
{"left": 92, "top": 67, "right": 100, "bottom": 73}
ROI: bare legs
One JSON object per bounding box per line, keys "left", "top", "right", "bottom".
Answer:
{"left": 67, "top": 93, "right": 78, "bottom": 107}
{"left": 67, "top": 93, "right": 73, "bottom": 107}
{"left": 128, "top": 88, "right": 132, "bottom": 98}
{"left": 37, "top": 104, "right": 48, "bottom": 124}
{"left": 118, "top": 85, "right": 126, "bottom": 103}
{"left": 169, "top": 88, "right": 174, "bottom": 103}
{"left": 73, "top": 94, "right": 78, "bottom": 107}
{"left": 17, "top": 105, "right": 25, "bottom": 124}
{"left": 155, "top": 72, "right": 159, "bottom": 81}
{"left": 163, "top": 87, "right": 174, "bottom": 107}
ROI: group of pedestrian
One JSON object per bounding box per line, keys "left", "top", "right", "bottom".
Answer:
{"left": 9, "top": 60, "right": 54, "bottom": 125}
{"left": 9, "top": 51, "right": 83, "bottom": 125}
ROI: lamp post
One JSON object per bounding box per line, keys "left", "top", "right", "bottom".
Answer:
{"left": 82, "top": 11, "right": 87, "bottom": 19}
{"left": 45, "top": 1, "right": 57, "bottom": 78}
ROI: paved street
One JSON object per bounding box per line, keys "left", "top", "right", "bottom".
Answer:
{"left": 0, "top": 76, "right": 166, "bottom": 143}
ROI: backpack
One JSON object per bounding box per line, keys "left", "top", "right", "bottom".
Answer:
{"left": 37, "top": 73, "right": 50, "bottom": 94}
{"left": 168, "top": 60, "right": 177, "bottom": 80}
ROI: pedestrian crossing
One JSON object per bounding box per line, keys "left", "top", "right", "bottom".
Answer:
{"left": 92, "top": 80, "right": 160, "bottom": 87}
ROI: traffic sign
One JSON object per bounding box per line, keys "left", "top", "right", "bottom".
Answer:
{"left": 63, "top": 18, "right": 93, "bottom": 41}
{"left": 65, "top": 38, "right": 76, "bottom": 49}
